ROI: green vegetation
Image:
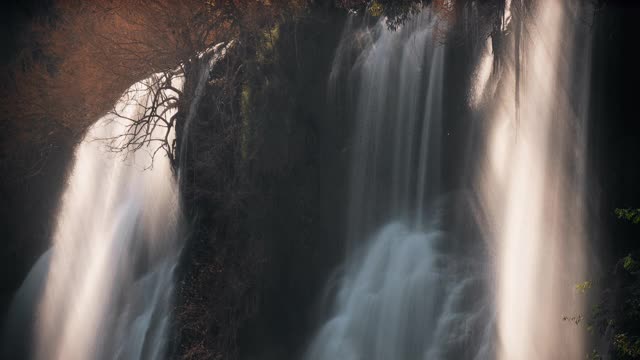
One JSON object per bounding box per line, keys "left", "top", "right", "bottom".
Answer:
{"left": 615, "top": 208, "right": 640, "bottom": 224}
{"left": 615, "top": 333, "right": 640, "bottom": 358}
{"left": 577, "top": 280, "right": 593, "bottom": 293}
{"left": 570, "top": 208, "right": 640, "bottom": 359}
{"left": 240, "top": 84, "right": 252, "bottom": 161}
{"left": 338, "top": 0, "right": 440, "bottom": 30}
{"left": 624, "top": 254, "right": 639, "bottom": 273}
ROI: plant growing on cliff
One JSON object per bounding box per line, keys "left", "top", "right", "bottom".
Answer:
{"left": 569, "top": 208, "right": 640, "bottom": 359}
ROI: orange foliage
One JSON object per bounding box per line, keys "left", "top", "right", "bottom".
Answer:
{"left": 1, "top": 0, "right": 305, "bottom": 146}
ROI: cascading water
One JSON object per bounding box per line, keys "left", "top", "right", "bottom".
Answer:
{"left": 1, "top": 41, "right": 228, "bottom": 359}
{"left": 475, "top": 0, "right": 593, "bottom": 358}
{"left": 3, "top": 72, "right": 186, "bottom": 360}
{"left": 34, "top": 74, "right": 185, "bottom": 360}
{"left": 306, "top": 11, "right": 493, "bottom": 360}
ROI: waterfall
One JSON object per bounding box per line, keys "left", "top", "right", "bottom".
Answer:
{"left": 0, "top": 39, "right": 234, "bottom": 358}
{"left": 306, "top": 11, "right": 493, "bottom": 360}
{"left": 308, "top": 0, "right": 592, "bottom": 358}
{"left": 475, "top": 1, "right": 592, "bottom": 358}
{"left": 0, "top": 2, "right": 594, "bottom": 359}
{"left": 4, "top": 72, "right": 186, "bottom": 360}
{"left": 341, "top": 10, "right": 445, "bottom": 243}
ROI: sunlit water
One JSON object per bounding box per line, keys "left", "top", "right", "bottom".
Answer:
{"left": 4, "top": 73, "right": 186, "bottom": 360}
{"left": 476, "top": 1, "right": 593, "bottom": 358}
{"left": 36, "top": 75, "right": 185, "bottom": 360}
{"left": 1, "top": 42, "right": 227, "bottom": 359}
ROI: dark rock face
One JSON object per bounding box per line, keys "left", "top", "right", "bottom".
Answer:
{"left": 172, "top": 8, "right": 351, "bottom": 360}
{"left": 0, "top": 0, "right": 66, "bottom": 322}
{"left": 0, "top": 125, "right": 75, "bottom": 324}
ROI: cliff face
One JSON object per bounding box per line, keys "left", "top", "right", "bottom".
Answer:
{"left": 172, "top": 8, "right": 350, "bottom": 360}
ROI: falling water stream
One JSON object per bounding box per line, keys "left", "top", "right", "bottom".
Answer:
{"left": 0, "top": 41, "right": 230, "bottom": 359}
{"left": 477, "top": 1, "right": 592, "bottom": 358}
{"left": 306, "top": 11, "right": 493, "bottom": 360}
{"left": 34, "top": 74, "right": 185, "bottom": 360}
{"left": 3, "top": 72, "right": 187, "bottom": 360}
